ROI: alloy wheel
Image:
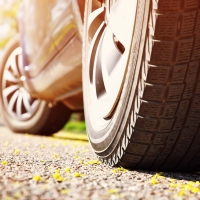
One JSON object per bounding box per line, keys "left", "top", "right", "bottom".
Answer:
{"left": 85, "top": 0, "right": 138, "bottom": 130}
{"left": 2, "top": 47, "right": 40, "bottom": 121}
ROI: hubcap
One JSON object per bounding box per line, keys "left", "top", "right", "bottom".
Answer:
{"left": 2, "top": 47, "right": 40, "bottom": 121}
{"left": 85, "top": 0, "right": 137, "bottom": 129}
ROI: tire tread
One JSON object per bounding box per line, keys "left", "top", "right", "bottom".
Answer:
{"left": 102, "top": 0, "right": 200, "bottom": 171}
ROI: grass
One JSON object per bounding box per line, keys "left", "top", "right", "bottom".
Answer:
{"left": 63, "top": 121, "right": 86, "bottom": 134}
{"left": 57, "top": 114, "right": 88, "bottom": 140}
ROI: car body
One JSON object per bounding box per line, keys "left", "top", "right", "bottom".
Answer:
{"left": 18, "top": 0, "right": 84, "bottom": 110}
{"left": 0, "top": 0, "right": 85, "bottom": 135}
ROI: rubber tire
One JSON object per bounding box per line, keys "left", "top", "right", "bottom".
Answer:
{"left": 83, "top": 0, "right": 200, "bottom": 172}
{"left": 0, "top": 34, "right": 71, "bottom": 136}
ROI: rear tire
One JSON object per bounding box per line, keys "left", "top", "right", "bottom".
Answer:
{"left": 0, "top": 34, "right": 71, "bottom": 135}
{"left": 83, "top": 0, "right": 200, "bottom": 171}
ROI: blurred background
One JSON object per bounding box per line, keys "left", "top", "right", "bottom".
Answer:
{"left": 0, "top": 0, "right": 21, "bottom": 54}
{"left": 0, "top": 0, "right": 86, "bottom": 135}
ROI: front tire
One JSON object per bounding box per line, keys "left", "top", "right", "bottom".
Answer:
{"left": 83, "top": 0, "right": 200, "bottom": 171}
{"left": 0, "top": 35, "right": 71, "bottom": 135}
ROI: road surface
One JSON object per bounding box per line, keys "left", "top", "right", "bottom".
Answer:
{"left": 0, "top": 126, "right": 200, "bottom": 200}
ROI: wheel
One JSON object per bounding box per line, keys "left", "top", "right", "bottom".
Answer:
{"left": 83, "top": 0, "right": 200, "bottom": 171}
{"left": 0, "top": 34, "right": 71, "bottom": 135}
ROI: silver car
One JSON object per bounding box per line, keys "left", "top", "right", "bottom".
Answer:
{"left": 1, "top": 0, "right": 200, "bottom": 171}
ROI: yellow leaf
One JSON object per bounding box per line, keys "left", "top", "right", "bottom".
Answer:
{"left": 33, "top": 175, "right": 41, "bottom": 182}
{"left": 52, "top": 172, "right": 65, "bottom": 181}
{"left": 61, "top": 189, "right": 69, "bottom": 194}
{"left": 112, "top": 166, "right": 128, "bottom": 173}
{"left": 117, "top": 166, "right": 128, "bottom": 172}
{"left": 84, "top": 162, "right": 88, "bottom": 166}
{"left": 14, "top": 149, "right": 20, "bottom": 155}
{"left": 112, "top": 169, "right": 117, "bottom": 173}
{"left": 169, "top": 183, "right": 177, "bottom": 188}
{"left": 89, "top": 159, "right": 101, "bottom": 165}
{"left": 191, "top": 187, "right": 200, "bottom": 193}
{"left": 178, "top": 190, "right": 185, "bottom": 196}
{"left": 150, "top": 178, "right": 158, "bottom": 185}
{"left": 1, "top": 161, "right": 8, "bottom": 165}
{"left": 73, "top": 172, "right": 82, "bottom": 177}
{"left": 108, "top": 189, "right": 118, "bottom": 194}
{"left": 52, "top": 173, "right": 61, "bottom": 179}
{"left": 65, "top": 167, "right": 71, "bottom": 173}
{"left": 53, "top": 153, "right": 60, "bottom": 159}
{"left": 58, "top": 177, "right": 65, "bottom": 182}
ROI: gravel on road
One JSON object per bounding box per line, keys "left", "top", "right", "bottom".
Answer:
{"left": 0, "top": 127, "right": 200, "bottom": 200}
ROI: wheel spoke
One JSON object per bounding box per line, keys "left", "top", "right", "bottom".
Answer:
{"left": 88, "top": 6, "right": 105, "bottom": 40}
{"left": 94, "top": 30, "right": 107, "bottom": 99}
{"left": 7, "top": 90, "right": 19, "bottom": 113}
{"left": 16, "top": 92, "right": 23, "bottom": 117}
{"left": 17, "top": 54, "right": 23, "bottom": 69}
{"left": 89, "top": 21, "right": 106, "bottom": 83}
{"left": 98, "top": 26, "right": 123, "bottom": 99}
{"left": 7, "top": 48, "right": 22, "bottom": 76}
{"left": 101, "top": 27, "right": 122, "bottom": 75}
{"left": 93, "top": 27, "right": 114, "bottom": 100}
{"left": 30, "top": 100, "right": 40, "bottom": 114}
{"left": 9, "top": 58, "right": 19, "bottom": 76}
{"left": 3, "top": 85, "right": 19, "bottom": 98}
{"left": 22, "top": 90, "right": 31, "bottom": 112}
{"left": 108, "top": 0, "right": 137, "bottom": 47}
{"left": 4, "top": 70, "right": 18, "bottom": 83}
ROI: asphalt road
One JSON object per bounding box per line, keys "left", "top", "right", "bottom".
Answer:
{"left": 0, "top": 126, "right": 200, "bottom": 200}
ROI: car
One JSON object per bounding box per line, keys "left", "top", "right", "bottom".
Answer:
{"left": 1, "top": 0, "right": 200, "bottom": 172}
{"left": 0, "top": 0, "right": 84, "bottom": 135}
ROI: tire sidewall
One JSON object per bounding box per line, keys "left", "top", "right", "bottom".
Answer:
{"left": 83, "top": 0, "right": 149, "bottom": 157}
